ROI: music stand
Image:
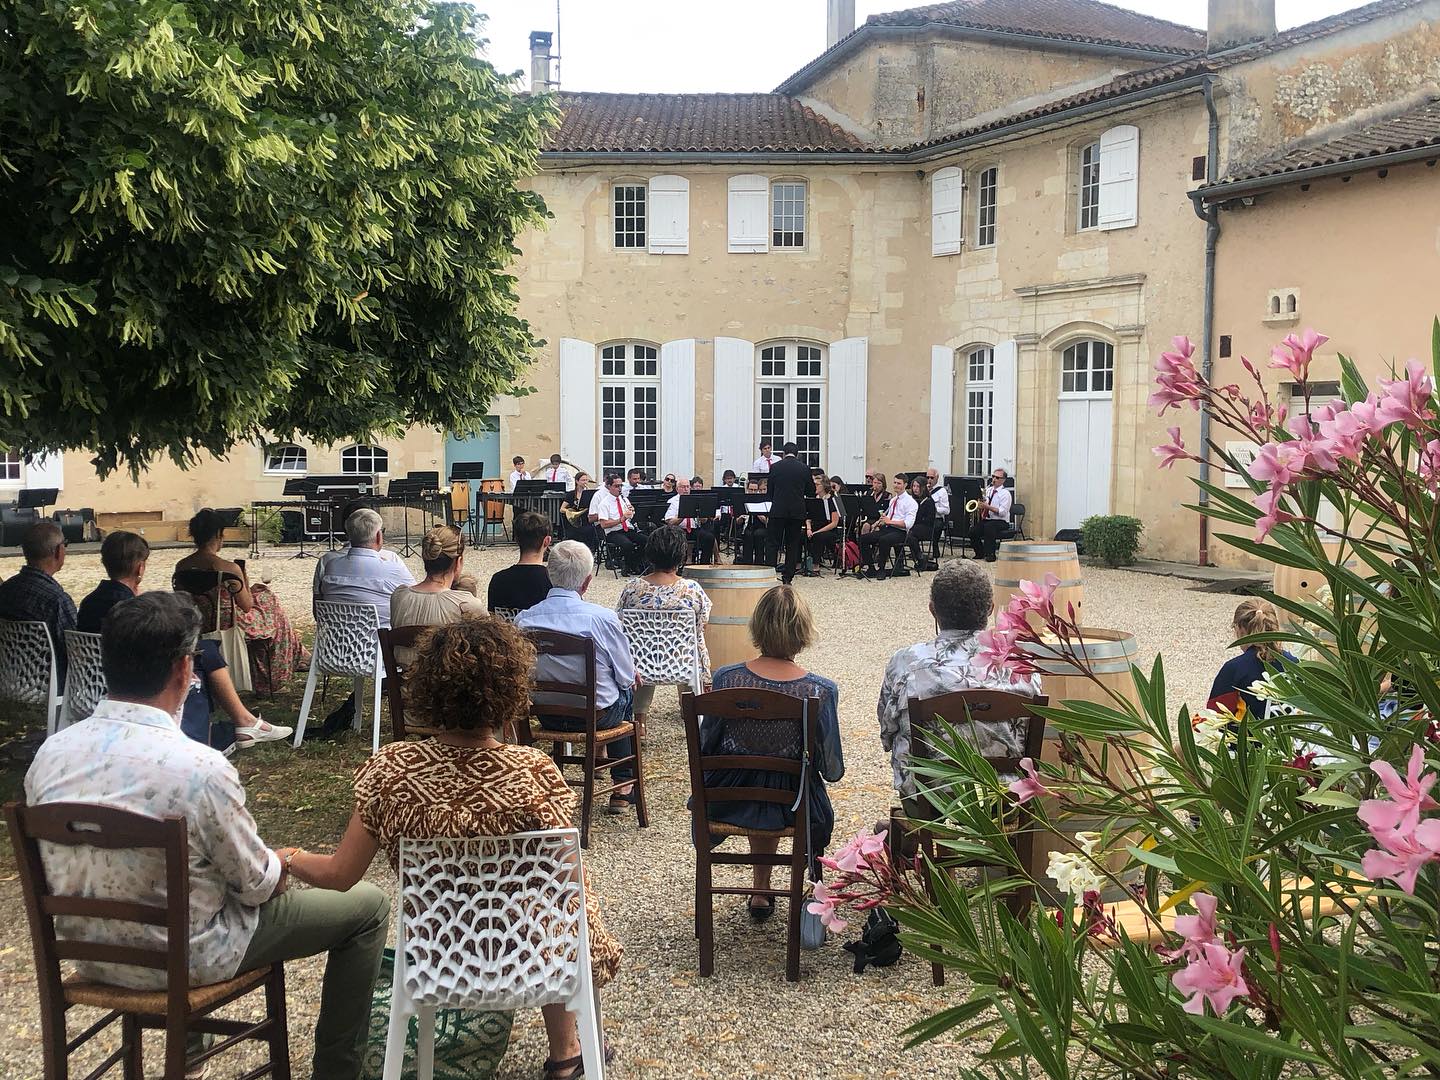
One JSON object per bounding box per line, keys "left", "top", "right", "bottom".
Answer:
{"left": 17, "top": 488, "right": 58, "bottom": 510}
{"left": 677, "top": 494, "right": 718, "bottom": 521}
{"left": 387, "top": 478, "right": 425, "bottom": 557}
{"left": 406, "top": 470, "right": 441, "bottom": 492}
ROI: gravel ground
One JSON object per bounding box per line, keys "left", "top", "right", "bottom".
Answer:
{"left": 0, "top": 541, "right": 1242, "bottom": 1078}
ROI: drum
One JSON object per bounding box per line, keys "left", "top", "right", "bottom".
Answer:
{"left": 449, "top": 480, "right": 471, "bottom": 525}
{"left": 1272, "top": 540, "right": 1357, "bottom": 627}
{"left": 682, "top": 566, "right": 775, "bottom": 672}
{"left": 992, "top": 541, "right": 1083, "bottom": 626}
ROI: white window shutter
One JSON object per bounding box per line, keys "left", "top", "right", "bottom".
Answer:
{"left": 713, "top": 337, "right": 756, "bottom": 478}
{"left": 27, "top": 453, "right": 64, "bottom": 490}
{"left": 928, "top": 346, "right": 954, "bottom": 471}
{"left": 931, "top": 167, "right": 963, "bottom": 256}
{"left": 1098, "top": 124, "right": 1139, "bottom": 230}
{"left": 826, "top": 337, "right": 868, "bottom": 481}
{"left": 558, "top": 338, "right": 597, "bottom": 469}
{"left": 648, "top": 175, "right": 689, "bottom": 254}
{"left": 991, "top": 339, "right": 1018, "bottom": 476}
{"left": 659, "top": 339, "right": 696, "bottom": 478}
{"left": 728, "top": 175, "right": 769, "bottom": 253}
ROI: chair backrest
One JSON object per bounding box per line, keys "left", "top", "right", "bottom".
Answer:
{"left": 60, "top": 631, "right": 106, "bottom": 726}
{"left": 0, "top": 619, "right": 58, "bottom": 706}
{"left": 680, "top": 688, "right": 817, "bottom": 843}
{"left": 905, "top": 689, "right": 1050, "bottom": 816}
{"left": 5, "top": 801, "right": 189, "bottom": 1019}
{"left": 396, "top": 829, "right": 587, "bottom": 1009}
{"left": 619, "top": 608, "right": 700, "bottom": 688}
{"left": 377, "top": 625, "right": 427, "bottom": 740}
{"left": 312, "top": 600, "right": 381, "bottom": 677}
{"left": 524, "top": 629, "right": 598, "bottom": 731}
{"left": 490, "top": 607, "right": 520, "bottom": 623}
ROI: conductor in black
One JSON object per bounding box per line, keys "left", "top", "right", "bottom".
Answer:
{"left": 765, "top": 442, "right": 810, "bottom": 585}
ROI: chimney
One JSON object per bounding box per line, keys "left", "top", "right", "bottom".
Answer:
{"left": 827, "top": 0, "right": 856, "bottom": 49}
{"left": 529, "top": 30, "right": 554, "bottom": 93}
{"left": 1207, "top": 0, "right": 1276, "bottom": 51}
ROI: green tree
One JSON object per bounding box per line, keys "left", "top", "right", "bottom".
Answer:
{"left": 0, "top": 0, "right": 554, "bottom": 474}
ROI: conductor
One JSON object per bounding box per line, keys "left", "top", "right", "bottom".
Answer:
{"left": 765, "top": 442, "right": 810, "bottom": 585}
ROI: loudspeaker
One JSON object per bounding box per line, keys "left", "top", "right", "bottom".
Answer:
{"left": 1053, "top": 528, "right": 1085, "bottom": 555}
{"left": 52, "top": 508, "right": 96, "bottom": 544}
{"left": 0, "top": 505, "right": 41, "bottom": 546}
{"left": 279, "top": 509, "right": 305, "bottom": 544}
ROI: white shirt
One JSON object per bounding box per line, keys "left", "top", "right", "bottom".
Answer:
{"left": 750, "top": 456, "right": 773, "bottom": 474}
{"left": 590, "top": 490, "right": 634, "bottom": 535}
{"left": 929, "top": 482, "right": 950, "bottom": 517}
{"left": 620, "top": 481, "right": 649, "bottom": 499}
{"left": 886, "top": 492, "right": 919, "bottom": 531}
{"left": 316, "top": 545, "right": 416, "bottom": 627}
{"left": 665, "top": 494, "right": 702, "bottom": 530}
{"left": 507, "top": 469, "right": 527, "bottom": 492}
{"left": 536, "top": 464, "right": 572, "bottom": 486}
{"left": 985, "top": 484, "right": 1013, "bottom": 522}
{"left": 25, "top": 699, "right": 281, "bottom": 989}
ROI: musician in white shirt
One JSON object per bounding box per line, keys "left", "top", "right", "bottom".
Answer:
{"left": 620, "top": 468, "right": 649, "bottom": 499}
{"left": 535, "top": 453, "right": 572, "bottom": 487}
{"left": 664, "top": 478, "right": 716, "bottom": 563}
{"left": 507, "top": 455, "right": 528, "bottom": 492}
{"left": 590, "top": 473, "right": 643, "bottom": 572}
{"left": 859, "top": 475, "right": 918, "bottom": 578}
{"left": 972, "top": 467, "right": 1014, "bottom": 562}
{"left": 925, "top": 467, "right": 951, "bottom": 518}
{"left": 750, "top": 439, "right": 774, "bottom": 475}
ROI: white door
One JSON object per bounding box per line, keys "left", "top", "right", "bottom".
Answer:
{"left": 1055, "top": 340, "right": 1114, "bottom": 531}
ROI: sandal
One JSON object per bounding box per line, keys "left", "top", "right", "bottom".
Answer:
{"left": 604, "top": 792, "right": 635, "bottom": 816}
{"left": 747, "top": 895, "right": 776, "bottom": 922}
{"left": 543, "top": 1041, "right": 616, "bottom": 1079}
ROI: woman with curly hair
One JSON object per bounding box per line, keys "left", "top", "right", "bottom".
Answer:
{"left": 278, "top": 615, "right": 622, "bottom": 1079}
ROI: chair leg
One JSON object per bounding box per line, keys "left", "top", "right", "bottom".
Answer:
{"left": 921, "top": 836, "right": 945, "bottom": 987}
{"left": 786, "top": 852, "right": 805, "bottom": 983}
{"left": 292, "top": 664, "right": 320, "bottom": 748}
{"left": 697, "top": 855, "right": 716, "bottom": 977}
{"left": 414, "top": 1006, "right": 437, "bottom": 1080}
{"left": 579, "top": 738, "right": 595, "bottom": 849}
{"left": 266, "top": 962, "right": 292, "bottom": 1080}
{"left": 572, "top": 980, "right": 606, "bottom": 1080}
{"left": 382, "top": 954, "right": 412, "bottom": 1080}
{"left": 352, "top": 677, "right": 365, "bottom": 733}
{"left": 164, "top": 1016, "right": 187, "bottom": 1080}
{"left": 121, "top": 1013, "right": 142, "bottom": 1080}
{"left": 631, "top": 727, "right": 649, "bottom": 829}
{"left": 371, "top": 662, "right": 384, "bottom": 754}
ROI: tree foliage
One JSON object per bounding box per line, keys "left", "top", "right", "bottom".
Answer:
{"left": 0, "top": 0, "right": 555, "bottom": 474}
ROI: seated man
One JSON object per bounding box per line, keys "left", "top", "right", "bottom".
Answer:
{"left": 311, "top": 497, "right": 407, "bottom": 605}
{"left": 665, "top": 477, "right": 716, "bottom": 564}
{"left": 488, "top": 511, "right": 553, "bottom": 613}
{"left": 877, "top": 561, "right": 1042, "bottom": 818}
{"left": 78, "top": 530, "right": 290, "bottom": 748}
{"left": 25, "top": 593, "right": 388, "bottom": 1077}
{"left": 858, "top": 475, "right": 916, "bottom": 578}
{"left": 735, "top": 479, "right": 770, "bottom": 565}
{"left": 620, "top": 467, "right": 648, "bottom": 499}
{"left": 515, "top": 541, "right": 639, "bottom": 815}
{"left": 971, "top": 467, "right": 1013, "bottom": 562}
{"left": 589, "top": 473, "right": 643, "bottom": 574}
{"left": 0, "top": 521, "right": 77, "bottom": 685}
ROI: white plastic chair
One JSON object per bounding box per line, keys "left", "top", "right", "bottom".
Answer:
{"left": 490, "top": 607, "right": 520, "bottom": 623}
{"left": 384, "top": 829, "right": 604, "bottom": 1080}
{"left": 58, "top": 631, "right": 106, "bottom": 728}
{"left": 620, "top": 608, "right": 703, "bottom": 695}
{"left": 293, "top": 601, "right": 384, "bottom": 752}
{"left": 0, "top": 620, "right": 63, "bottom": 737}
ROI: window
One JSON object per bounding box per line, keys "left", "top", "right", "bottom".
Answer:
{"left": 756, "top": 342, "right": 825, "bottom": 466}
{"left": 975, "top": 166, "right": 997, "bottom": 247}
{"left": 1078, "top": 142, "right": 1100, "bottom": 230}
{"left": 341, "top": 444, "right": 388, "bottom": 475}
{"left": 0, "top": 451, "right": 20, "bottom": 483}
{"left": 599, "top": 342, "right": 659, "bottom": 476}
{"left": 613, "top": 183, "right": 646, "bottom": 249}
{"left": 1060, "top": 340, "right": 1115, "bottom": 394}
{"left": 264, "top": 444, "right": 307, "bottom": 473}
{"left": 963, "top": 346, "right": 995, "bottom": 476}
{"left": 771, "top": 181, "right": 806, "bottom": 248}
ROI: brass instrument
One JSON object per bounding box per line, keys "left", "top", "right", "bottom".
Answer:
{"left": 965, "top": 498, "right": 980, "bottom": 514}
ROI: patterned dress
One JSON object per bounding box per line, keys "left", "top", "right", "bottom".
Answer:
{"left": 193, "top": 584, "right": 307, "bottom": 689}
{"left": 616, "top": 577, "right": 712, "bottom": 677}
{"left": 352, "top": 740, "right": 622, "bottom": 986}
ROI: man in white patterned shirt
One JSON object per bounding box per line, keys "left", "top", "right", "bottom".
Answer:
{"left": 25, "top": 592, "right": 388, "bottom": 1078}
{"left": 877, "top": 561, "right": 1041, "bottom": 816}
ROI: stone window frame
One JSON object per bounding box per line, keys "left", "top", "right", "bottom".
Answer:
{"left": 959, "top": 342, "right": 996, "bottom": 476}
{"left": 263, "top": 443, "right": 308, "bottom": 475}
{"left": 340, "top": 444, "right": 389, "bottom": 476}
{"left": 756, "top": 339, "right": 827, "bottom": 467}
{"left": 1075, "top": 140, "right": 1102, "bottom": 232}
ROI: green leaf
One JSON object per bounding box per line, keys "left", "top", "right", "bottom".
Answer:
{"left": 1187, "top": 1016, "right": 1327, "bottom": 1063}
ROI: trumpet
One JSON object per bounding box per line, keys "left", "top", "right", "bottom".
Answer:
{"left": 965, "top": 498, "right": 980, "bottom": 513}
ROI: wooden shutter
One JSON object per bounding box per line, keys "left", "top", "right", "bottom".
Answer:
{"left": 928, "top": 346, "right": 954, "bottom": 471}
{"left": 728, "top": 175, "right": 769, "bottom": 253}
{"left": 558, "top": 339, "right": 597, "bottom": 469}
{"left": 1098, "top": 124, "right": 1139, "bottom": 231}
{"left": 826, "top": 337, "right": 868, "bottom": 480}
{"left": 991, "top": 339, "right": 1018, "bottom": 476}
{"left": 931, "top": 167, "right": 963, "bottom": 256}
{"left": 27, "top": 452, "right": 64, "bottom": 490}
{"left": 712, "top": 337, "right": 756, "bottom": 478}
{"left": 648, "top": 175, "right": 689, "bottom": 254}
{"left": 659, "top": 338, "right": 696, "bottom": 478}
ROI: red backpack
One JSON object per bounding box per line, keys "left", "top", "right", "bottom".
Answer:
{"left": 843, "top": 539, "right": 862, "bottom": 570}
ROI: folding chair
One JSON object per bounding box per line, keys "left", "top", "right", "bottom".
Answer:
{"left": 0, "top": 619, "right": 63, "bottom": 737}
{"left": 58, "top": 630, "right": 106, "bottom": 728}
{"left": 293, "top": 600, "right": 385, "bottom": 752}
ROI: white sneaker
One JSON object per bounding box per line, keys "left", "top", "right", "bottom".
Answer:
{"left": 234, "top": 718, "right": 294, "bottom": 747}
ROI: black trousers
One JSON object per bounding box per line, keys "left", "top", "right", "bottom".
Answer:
{"left": 907, "top": 524, "right": 934, "bottom": 566}
{"left": 736, "top": 525, "right": 769, "bottom": 564}
{"left": 859, "top": 525, "right": 906, "bottom": 569}
{"left": 971, "top": 518, "right": 1007, "bottom": 559}
{"left": 766, "top": 515, "right": 805, "bottom": 583}
{"left": 567, "top": 520, "right": 601, "bottom": 553}
{"left": 808, "top": 529, "right": 840, "bottom": 568}
{"left": 603, "top": 529, "right": 643, "bottom": 570}
{"left": 684, "top": 526, "right": 716, "bottom": 564}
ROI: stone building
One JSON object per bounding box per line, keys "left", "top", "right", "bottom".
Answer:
{"left": 23, "top": 0, "right": 1440, "bottom": 565}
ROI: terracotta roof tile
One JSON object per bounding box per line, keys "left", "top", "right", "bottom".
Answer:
{"left": 864, "top": 0, "right": 1207, "bottom": 54}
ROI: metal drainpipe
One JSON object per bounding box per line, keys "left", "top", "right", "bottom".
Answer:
{"left": 1193, "top": 75, "right": 1222, "bottom": 566}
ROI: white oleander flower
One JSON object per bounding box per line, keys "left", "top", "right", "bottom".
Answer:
{"left": 1192, "top": 709, "right": 1230, "bottom": 754}
{"left": 1047, "top": 831, "right": 1107, "bottom": 896}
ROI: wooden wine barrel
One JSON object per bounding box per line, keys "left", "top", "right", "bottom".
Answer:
{"left": 992, "top": 541, "right": 1083, "bottom": 626}
{"left": 1272, "top": 541, "right": 1358, "bottom": 626}
{"left": 682, "top": 565, "right": 775, "bottom": 671}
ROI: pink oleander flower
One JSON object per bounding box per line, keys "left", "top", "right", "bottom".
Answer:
{"left": 1419, "top": 438, "right": 1440, "bottom": 493}
{"left": 1012, "top": 573, "right": 1060, "bottom": 623}
{"left": 807, "top": 880, "right": 848, "bottom": 933}
{"left": 1358, "top": 745, "right": 1439, "bottom": 835}
{"left": 1153, "top": 426, "right": 1187, "bottom": 469}
{"left": 1173, "top": 943, "right": 1250, "bottom": 1016}
{"left": 1315, "top": 406, "right": 1371, "bottom": 462}
{"left": 975, "top": 627, "right": 1034, "bottom": 680}
{"left": 1150, "top": 338, "right": 1204, "bottom": 414}
{"left": 1252, "top": 484, "right": 1295, "bottom": 541}
{"left": 1268, "top": 329, "right": 1329, "bottom": 382}
{"left": 1360, "top": 820, "right": 1440, "bottom": 895}
{"left": 994, "top": 607, "right": 1029, "bottom": 634}
{"left": 1008, "top": 757, "right": 1050, "bottom": 804}
{"left": 1375, "top": 359, "right": 1436, "bottom": 429}
{"left": 1161, "top": 892, "right": 1218, "bottom": 962}
{"left": 1286, "top": 750, "right": 1321, "bottom": 789}
{"left": 1348, "top": 393, "right": 1385, "bottom": 436}
{"left": 1248, "top": 441, "right": 1308, "bottom": 486}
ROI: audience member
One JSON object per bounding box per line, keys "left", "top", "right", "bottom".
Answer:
{"left": 516, "top": 541, "right": 639, "bottom": 814}
{"left": 618, "top": 526, "right": 712, "bottom": 732}
{"left": 707, "top": 585, "right": 844, "bottom": 920}
{"left": 877, "top": 560, "right": 1041, "bottom": 816}
{"left": 590, "top": 473, "right": 643, "bottom": 575}
{"left": 664, "top": 478, "right": 716, "bottom": 564}
{"left": 175, "top": 508, "right": 308, "bottom": 686}
{"left": 390, "top": 525, "right": 485, "bottom": 665}
{"left": 0, "top": 521, "right": 77, "bottom": 685}
{"left": 77, "top": 530, "right": 148, "bottom": 633}
{"left": 488, "top": 511, "right": 554, "bottom": 613}
{"left": 281, "top": 617, "right": 620, "bottom": 1080}
{"left": 25, "top": 593, "right": 387, "bottom": 1078}
{"left": 311, "top": 497, "right": 406, "bottom": 601}
{"left": 1208, "top": 598, "right": 1295, "bottom": 719}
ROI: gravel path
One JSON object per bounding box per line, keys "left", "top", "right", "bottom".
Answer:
{"left": 0, "top": 542, "right": 1242, "bottom": 1077}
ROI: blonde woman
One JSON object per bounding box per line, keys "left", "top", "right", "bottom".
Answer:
{"left": 1207, "top": 597, "right": 1294, "bottom": 719}
{"left": 389, "top": 525, "right": 485, "bottom": 665}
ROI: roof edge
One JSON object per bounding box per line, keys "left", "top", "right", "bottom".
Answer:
{"left": 1195, "top": 143, "right": 1440, "bottom": 202}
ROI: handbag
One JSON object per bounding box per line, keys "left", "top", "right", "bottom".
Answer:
{"left": 204, "top": 623, "right": 254, "bottom": 693}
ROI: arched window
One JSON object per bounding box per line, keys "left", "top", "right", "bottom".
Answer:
{"left": 961, "top": 345, "right": 995, "bottom": 475}
{"left": 264, "top": 444, "right": 307, "bottom": 474}
{"left": 0, "top": 451, "right": 20, "bottom": 483}
{"left": 341, "top": 444, "right": 389, "bottom": 475}
{"left": 1060, "top": 340, "right": 1115, "bottom": 395}
{"left": 599, "top": 341, "right": 660, "bottom": 476}
{"left": 756, "top": 341, "right": 825, "bottom": 466}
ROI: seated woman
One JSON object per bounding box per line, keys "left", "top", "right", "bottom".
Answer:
{"left": 174, "top": 507, "right": 307, "bottom": 686}
{"left": 618, "top": 526, "right": 712, "bottom": 732}
{"left": 279, "top": 616, "right": 621, "bottom": 1080}
{"left": 389, "top": 524, "right": 485, "bottom": 666}
{"left": 803, "top": 474, "right": 841, "bottom": 576}
{"left": 561, "top": 471, "right": 601, "bottom": 551}
{"left": 1207, "top": 597, "right": 1295, "bottom": 719}
{"left": 706, "top": 585, "right": 844, "bottom": 921}
{"left": 860, "top": 472, "right": 889, "bottom": 535}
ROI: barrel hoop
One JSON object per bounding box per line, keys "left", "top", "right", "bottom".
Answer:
{"left": 998, "top": 543, "right": 1076, "bottom": 554}
{"left": 1022, "top": 639, "right": 1136, "bottom": 663}
{"left": 994, "top": 578, "right": 1083, "bottom": 589}
{"left": 1031, "top": 661, "right": 1133, "bottom": 676}
{"left": 691, "top": 582, "right": 776, "bottom": 591}
{"left": 708, "top": 616, "right": 753, "bottom": 626}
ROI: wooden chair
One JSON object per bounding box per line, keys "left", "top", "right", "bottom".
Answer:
{"left": 377, "top": 625, "right": 427, "bottom": 742}
{"left": 517, "top": 630, "right": 647, "bottom": 849}
{"left": 681, "top": 688, "right": 818, "bottom": 983}
{"left": 5, "top": 800, "right": 291, "bottom": 1079}
{"left": 892, "top": 689, "right": 1049, "bottom": 986}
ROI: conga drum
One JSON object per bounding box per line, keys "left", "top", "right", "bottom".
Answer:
{"left": 449, "top": 480, "right": 471, "bottom": 525}
{"left": 992, "top": 541, "right": 1083, "bottom": 626}
{"left": 1272, "top": 540, "right": 1357, "bottom": 627}
{"left": 682, "top": 566, "right": 775, "bottom": 672}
